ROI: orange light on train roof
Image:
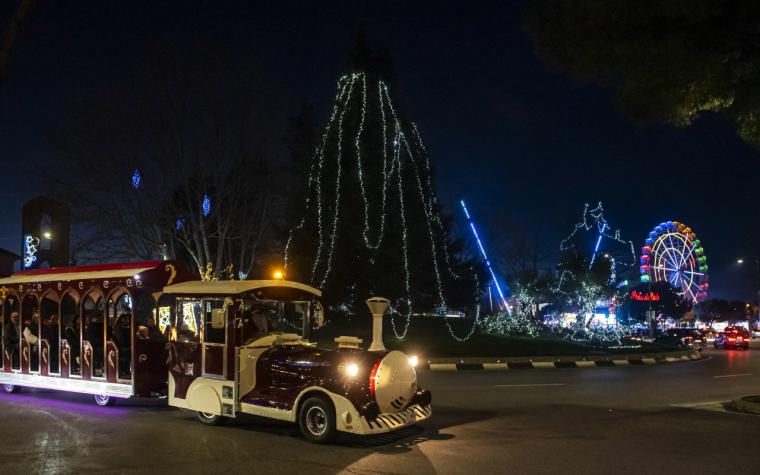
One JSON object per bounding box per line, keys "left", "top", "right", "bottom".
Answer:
{"left": 273, "top": 270, "right": 284, "bottom": 280}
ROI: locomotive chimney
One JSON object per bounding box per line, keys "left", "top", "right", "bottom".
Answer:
{"left": 366, "top": 297, "right": 390, "bottom": 351}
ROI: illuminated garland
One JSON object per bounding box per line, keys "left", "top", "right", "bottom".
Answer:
{"left": 284, "top": 72, "right": 480, "bottom": 341}
{"left": 23, "top": 234, "right": 39, "bottom": 268}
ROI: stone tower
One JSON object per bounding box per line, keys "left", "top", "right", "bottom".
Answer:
{"left": 21, "top": 196, "right": 70, "bottom": 269}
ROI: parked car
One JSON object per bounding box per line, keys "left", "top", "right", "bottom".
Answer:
{"left": 654, "top": 328, "right": 703, "bottom": 349}
{"left": 714, "top": 327, "right": 750, "bottom": 350}
{"left": 700, "top": 328, "right": 718, "bottom": 343}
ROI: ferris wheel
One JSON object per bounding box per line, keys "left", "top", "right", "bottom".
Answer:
{"left": 639, "top": 221, "right": 708, "bottom": 303}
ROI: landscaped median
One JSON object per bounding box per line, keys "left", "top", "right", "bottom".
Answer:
{"left": 730, "top": 395, "right": 760, "bottom": 415}
{"left": 317, "top": 316, "right": 704, "bottom": 370}
{"left": 419, "top": 348, "right": 703, "bottom": 371}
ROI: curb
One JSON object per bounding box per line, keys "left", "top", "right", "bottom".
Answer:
{"left": 730, "top": 395, "right": 760, "bottom": 415}
{"left": 420, "top": 349, "right": 702, "bottom": 371}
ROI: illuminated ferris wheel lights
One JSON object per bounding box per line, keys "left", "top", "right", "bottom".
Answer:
{"left": 639, "top": 220, "right": 708, "bottom": 303}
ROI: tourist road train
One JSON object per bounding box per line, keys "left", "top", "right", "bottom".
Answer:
{"left": 0, "top": 261, "right": 431, "bottom": 443}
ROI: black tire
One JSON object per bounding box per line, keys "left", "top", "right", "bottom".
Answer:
{"left": 299, "top": 396, "right": 337, "bottom": 444}
{"left": 94, "top": 394, "right": 115, "bottom": 406}
{"left": 196, "top": 411, "right": 227, "bottom": 426}
{"left": 2, "top": 384, "right": 19, "bottom": 393}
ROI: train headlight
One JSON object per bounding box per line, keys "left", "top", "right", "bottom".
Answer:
{"left": 408, "top": 355, "right": 419, "bottom": 368}
{"left": 345, "top": 363, "right": 359, "bottom": 377}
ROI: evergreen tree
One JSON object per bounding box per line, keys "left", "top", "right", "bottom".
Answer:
{"left": 284, "top": 62, "right": 477, "bottom": 329}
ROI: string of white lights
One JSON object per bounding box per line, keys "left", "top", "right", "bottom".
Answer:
{"left": 284, "top": 76, "right": 350, "bottom": 272}
{"left": 318, "top": 74, "right": 357, "bottom": 287}
{"left": 560, "top": 202, "right": 636, "bottom": 265}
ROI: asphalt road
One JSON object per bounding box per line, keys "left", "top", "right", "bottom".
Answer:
{"left": 0, "top": 346, "right": 758, "bottom": 475}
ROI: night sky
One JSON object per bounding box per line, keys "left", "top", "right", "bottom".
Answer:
{"left": 1, "top": 1, "right": 758, "bottom": 299}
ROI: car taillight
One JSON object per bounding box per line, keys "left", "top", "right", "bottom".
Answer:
{"left": 728, "top": 337, "right": 736, "bottom": 342}
{"left": 369, "top": 359, "right": 382, "bottom": 394}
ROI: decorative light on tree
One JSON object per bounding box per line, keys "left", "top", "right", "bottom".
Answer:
{"left": 284, "top": 72, "right": 479, "bottom": 340}
{"left": 131, "top": 169, "right": 142, "bottom": 189}
{"left": 201, "top": 195, "right": 211, "bottom": 217}
{"left": 479, "top": 285, "right": 539, "bottom": 337}
{"left": 175, "top": 218, "right": 185, "bottom": 231}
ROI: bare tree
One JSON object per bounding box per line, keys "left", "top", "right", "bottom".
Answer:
{"left": 0, "top": 0, "right": 34, "bottom": 85}
{"left": 47, "top": 44, "right": 287, "bottom": 279}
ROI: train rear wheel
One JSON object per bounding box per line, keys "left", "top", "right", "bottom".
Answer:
{"left": 94, "top": 394, "right": 114, "bottom": 406}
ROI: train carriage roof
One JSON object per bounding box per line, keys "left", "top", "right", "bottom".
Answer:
{"left": 0, "top": 261, "right": 192, "bottom": 293}
{"left": 162, "top": 280, "right": 321, "bottom": 297}
{"left": 0, "top": 261, "right": 167, "bottom": 285}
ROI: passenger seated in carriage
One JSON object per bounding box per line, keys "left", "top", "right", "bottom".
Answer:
{"left": 3, "top": 312, "right": 20, "bottom": 367}
{"left": 44, "top": 313, "right": 59, "bottom": 373}
{"left": 114, "top": 314, "right": 131, "bottom": 378}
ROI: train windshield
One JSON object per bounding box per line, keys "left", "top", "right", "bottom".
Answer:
{"left": 238, "top": 299, "right": 322, "bottom": 344}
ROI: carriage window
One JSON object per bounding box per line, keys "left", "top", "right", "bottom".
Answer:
{"left": 177, "top": 299, "right": 202, "bottom": 342}
{"left": 203, "top": 300, "right": 225, "bottom": 344}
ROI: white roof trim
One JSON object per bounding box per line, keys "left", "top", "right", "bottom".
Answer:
{"left": 0, "top": 267, "right": 156, "bottom": 286}
{"left": 162, "top": 280, "right": 322, "bottom": 297}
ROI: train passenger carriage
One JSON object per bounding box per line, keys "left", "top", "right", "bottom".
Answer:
{"left": 0, "top": 261, "right": 194, "bottom": 405}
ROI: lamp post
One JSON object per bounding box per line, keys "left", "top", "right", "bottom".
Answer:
{"left": 736, "top": 257, "right": 760, "bottom": 336}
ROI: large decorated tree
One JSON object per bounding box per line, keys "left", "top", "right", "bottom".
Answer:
{"left": 284, "top": 69, "right": 478, "bottom": 334}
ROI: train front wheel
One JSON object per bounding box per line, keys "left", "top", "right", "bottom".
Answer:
{"left": 196, "top": 411, "right": 227, "bottom": 425}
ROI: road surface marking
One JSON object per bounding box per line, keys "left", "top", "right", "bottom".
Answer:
{"left": 575, "top": 361, "right": 595, "bottom": 368}
{"left": 713, "top": 373, "right": 752, "bottom": 379}
{"left": 641, "top": 358, "right": 657, "bottom": 365}
{"left": 494, "top": 383, "right": 567, "bottom": 388}
{"left": 612, "top": 360, "right": 630, "bottom": 366}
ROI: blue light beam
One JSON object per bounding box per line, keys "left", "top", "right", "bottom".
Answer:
{"left": 460, "top": 200, "right": 509, "bottom": 313}
{"left": 589, "top": 222, "right": 607, "bottom": 269}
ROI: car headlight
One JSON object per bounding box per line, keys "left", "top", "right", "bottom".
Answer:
{"left": 345, "top": 363, "right": 359, "bottom": 377}
{"left": 408, "top": 355, "right": 419, "bottom": 367}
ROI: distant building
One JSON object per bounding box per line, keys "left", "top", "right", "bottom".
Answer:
{"left": 0, "top": 248, "right": 20, "bottom": 277}
{"left": 21, "top": 196, "right": 71, "bottom": 269}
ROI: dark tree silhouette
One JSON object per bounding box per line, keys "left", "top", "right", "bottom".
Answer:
{"left": 0, "top": 0, "right": 35, "bottom": 85}
{"left": 524, "top": 0, "right": 760, "bottom": 146}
